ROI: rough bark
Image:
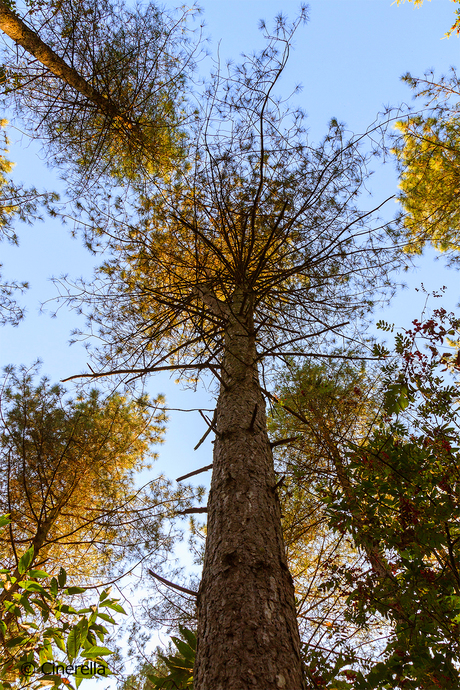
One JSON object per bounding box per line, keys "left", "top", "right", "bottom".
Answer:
{"left": 195, "top": 291, "right": 305, "bottom": 689}
{"left": 0, "top": 1, "right": 135, "bottom": 129}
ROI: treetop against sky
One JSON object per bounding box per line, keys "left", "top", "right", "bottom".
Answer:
{"left": 0, "top": 0, "right": 458, "bottom": 538}
{"left": 0, "top": 0, "right": 458, "bottom": 483}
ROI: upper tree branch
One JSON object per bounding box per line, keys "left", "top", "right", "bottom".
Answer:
{"left": 0, "top": 1, "right": 137, "bottom": 131}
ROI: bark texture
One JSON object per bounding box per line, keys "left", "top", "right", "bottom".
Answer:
{"left": 0, "top": 1, "right": 133, "bottom": 127}
{"left": 195, "top": 293, "right": 305, "bottom": 689}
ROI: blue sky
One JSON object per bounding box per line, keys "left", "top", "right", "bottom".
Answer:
{"left": 1, "top": 0, "right": 460, "bottom": 525}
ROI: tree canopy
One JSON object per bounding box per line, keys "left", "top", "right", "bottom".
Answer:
{"left": 49, "top": 12, "right": 407, "bottom": 688}
{"left": 267, "top": 306, "right": 460, "bottom": 689}
{"left": 393, "top": 69, "right": 460, "bottom": 257}
{"left": 0, "top": 365, "right": 195, "bottom": 583}
{"left": 0, "top": 0, "right": 200, "bottom": 189}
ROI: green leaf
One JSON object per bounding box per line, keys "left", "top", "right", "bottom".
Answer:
{"left": 49, "top": 631, "right": 66, "bottom": 653}
{"left": 384, "top": 382, "right": 410, "bottom": 414}
{"left": 5, "top": 635, "right": 27, "bottom": 648}
{"left": 98, "top": 588, "right": 111, "bottom": 603}
{"left": 18, "top": 547, "right": 34, "bottom": 575}
{"left": 96, "top": 612, "right": 116, "bottom": 625}
{"left": 179, "top": 625, "right": 196, "bottom": 651}
{"left": 19, "top": 595, "right": 35, "bottom": 616}
{"left": 58, "top": 604, "right": 78, "bottom": 615}
{"left": 100, "top": 600, "right": 126, "bottom": 614}
{"left": 66, "top": 619, "right": 88, "bottom": 663}
{"left": 27, "top": 569, "right": 49, "bottom": 579}
{"left": 171, "top": 637, "right": 195, "bottom": 662}
{"left": 64, "top": 587, "right": 87, "bottom": 595}
{"left": 38, "top": 642, "right": 52, "bottom": 665}
{"left": 20, "top": 581, "right": 47, "bottom": 593}
{"left": 81, "top": 645, "right": 113, "bottom": 659}
{"left": 0, "top": 515, "right": 11, "bottom": 529}
{"left": 376, "top": 320, "right": 394, "bottom": 333}
{"left": 50, "top": 577, "right": 58, "bottom": 598}
{"left": 58, "top": 567, "right": 67, "bottom": 588}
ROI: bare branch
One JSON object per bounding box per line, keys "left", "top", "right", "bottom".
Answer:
{"left": 176, "top": 464, "right": 213, "bottom": 482}
{"left": 148, "top": 568, "right": 198, "bottom": 597}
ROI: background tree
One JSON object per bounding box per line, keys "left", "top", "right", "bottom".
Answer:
{"left": 392, "top": 1, "right": 460, "bottom": 258}
{"left": 0, "top": 0, "right": 200, "bottom": 189}
{"left": 58, "top": 13, "right": 403, "bottom": 688}
{"left": 269, "top": 306, "right": 460, "bottom": 688}
{"left": 0, "top": 121, "right": 58, "bottom": 326}
{"left": 393, "top": 69, "right": 460, "bottom": 258}
{"left": 268, "top": 358, "right": 390, "bottom": 686}
{"left": 325, "top": 309, "right": 460, "bottom": 689}
{"left": 0, "top": 365, "right": 199, "bottom": 586}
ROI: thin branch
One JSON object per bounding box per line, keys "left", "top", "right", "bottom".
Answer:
{"left": 270, "top": 436, "right": 301, "bottom": 449}
{"left": 175, "top": 507, "right": 208, "bottom": 515}
{"left": 194, "top": 424, "right": 213, "bottom": 451}
{"left": 148, "top": 568, "right": 198, "bottom": 597}
{"left": 61, "top": 362, "right": 216, "bottom": 383}
{"left": 176, "top": 464, "right": 213, "bottom": 482}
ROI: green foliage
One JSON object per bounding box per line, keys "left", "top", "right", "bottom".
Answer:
{"left": 0, "top": 516, "right": 124, "bottom": 690}
{"left": 147, "top": 626, "right": 196, "bottom": 690}
{"left": 324, "top": 308, "right": 460, "bottom": 688}
{"left": 268, "top": 307, "right": 460, "bottom": 687}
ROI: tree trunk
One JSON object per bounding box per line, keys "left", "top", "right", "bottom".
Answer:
{"left": 195, "top": 292, "right": 305, "bottom": 689}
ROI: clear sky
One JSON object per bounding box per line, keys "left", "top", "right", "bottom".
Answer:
{"left": 1, "top": 0, "right": 459, "bottom": 565}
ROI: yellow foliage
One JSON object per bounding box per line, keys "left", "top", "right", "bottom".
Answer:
{"left": 395, "top": 0, "right": 460, "bottom": 37}
{"left": 0, "top": 367, "right": 169, "bottom": 582}
{"left": 394, "top": 112, "right": 460, "bottom": 254}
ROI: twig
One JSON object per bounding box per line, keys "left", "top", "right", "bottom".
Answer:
{"left": 194, "top": 425, "right": 212, "bottom": 451}
{"left": 273, "top": 475, "right": 286, "bottom": 492}
{"left": 175, "top": 507, "right": 208, "bottom": 515}
{"left": 270, "top": 435, "right": 301, "bottom": 449}
{"left": 62, "top": 362, "right": 215, "bottom": 383}
{"left": 248, "top": 404, "right": 258, "bottom": 431}
{"left": 194, "top": 410, "right": 217, "bottom": 450}
{"left": 148, "top": 569, "right": 198, "bottom": 597}
{"left": 176, "top": 464, "right": 213, "bottom": 482}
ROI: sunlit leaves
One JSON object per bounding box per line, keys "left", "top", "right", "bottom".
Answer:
{"left": 393, "top": 69, "right": 460, "bottom": 257}
{"left": 0, "top": 364, "right": 176, "bottom": 582}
